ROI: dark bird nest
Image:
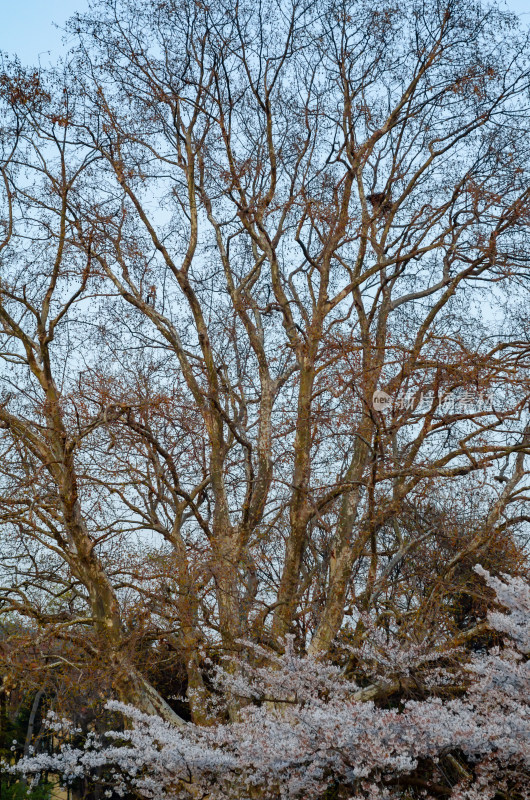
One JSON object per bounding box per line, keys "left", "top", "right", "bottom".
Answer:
{"left": 367, "top": 192, "right": 393, "bottom": 216}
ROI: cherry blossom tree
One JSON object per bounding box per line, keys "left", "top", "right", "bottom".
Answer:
{"left": 9, "top": 565, "right": 530, "bottom": 799}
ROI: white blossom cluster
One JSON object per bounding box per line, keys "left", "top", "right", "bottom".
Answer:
{"left": 350, "top": 615, "right": 458, "bottom": 682}
{"left": 7, "top": 565, "right": 530, "bottom": 799}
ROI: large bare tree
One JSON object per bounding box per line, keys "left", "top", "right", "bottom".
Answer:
{"left": 1, "top": 0, "right": 530, "bottom": 723}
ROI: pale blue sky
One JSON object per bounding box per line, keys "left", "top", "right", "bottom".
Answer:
{"left": 0, "top": 0, "right": 529, "bottom": 66}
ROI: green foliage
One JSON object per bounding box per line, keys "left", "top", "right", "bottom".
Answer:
{"left": 0, "top": 693, "right": 51, "bottom": 800}
{"left": 0, "top": 778, "right": 53, "bottom": 800}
